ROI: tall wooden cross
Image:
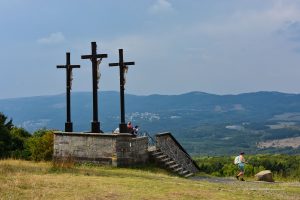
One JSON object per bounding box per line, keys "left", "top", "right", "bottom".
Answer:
{"left": 109, "top": 49, "right": 135, "bottom": 133}
{"left": 57, "top": 52, "right": 80, "bottom": 132}
{"left": 81, "top": 42, "right": 107, "bottom": 133}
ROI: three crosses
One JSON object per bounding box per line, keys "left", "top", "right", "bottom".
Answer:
{"left": 57, "top": 42, "right": 135, "bottom": 133}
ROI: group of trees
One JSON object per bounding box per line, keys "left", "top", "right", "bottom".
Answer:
{"left": 195, "top": 154, "right": 300, "bottom": 180}
{"left": 0, "top": 112, "right": 53, "bottom": 161}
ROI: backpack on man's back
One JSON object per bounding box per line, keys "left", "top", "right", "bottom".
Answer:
{"left": 234, "top": 155, "right": 240, "bottom": 165}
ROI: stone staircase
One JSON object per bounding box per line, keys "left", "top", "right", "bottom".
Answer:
{"left": 150, "top": 147, "right": 195, "bottom": 178}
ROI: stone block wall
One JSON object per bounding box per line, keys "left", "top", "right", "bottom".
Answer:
{"left": 53, "top": 132, "right": 149, "bottom": 167}
{"left": 131, "top": 136, "right": 149, "bottom": 164}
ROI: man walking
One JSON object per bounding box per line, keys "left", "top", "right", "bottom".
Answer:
{"left": 235, "top": 152, "right": 246, "bottom": 181}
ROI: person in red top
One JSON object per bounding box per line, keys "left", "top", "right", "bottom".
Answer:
{"left": 127, "top": 121, "right": 133, "bottom": 133}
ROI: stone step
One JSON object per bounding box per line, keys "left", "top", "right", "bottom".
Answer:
{"left": 173, "top": 167, "right": 183, "bottom": 173}
{"left": 165, "top": 160, "right": 176, "bottom": 166}
{"left": 161, "top": 158, "right": 171, "bottom": 163}
{"left": 156, "top": 155, "right": 168, "bottom": 160}
{"left": 180, "top": 170, "right": 189, "bottom": 175}
{"left": 149, "top": 146, "right": 198, "bottom": 178}
{"left": 169, "top": 164, "right": 179, "bottom": 169}
{"left": 148, "top": 146, "right": 156, "bottom": 152}
{"left": 184, "top": 173, "right": 194, "bottom": 178}
{"left": 152, "top": 151, "right": 163, "bottom": 156}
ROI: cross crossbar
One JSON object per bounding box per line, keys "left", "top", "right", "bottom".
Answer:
{"left": 109, "top": 62, "right": 135, "bottom": 67}
{"left": 81, "top": 54, "right": 107, "bottom": 59}
{"left": 57, "top": 65, "right": 80, "bottom": 68}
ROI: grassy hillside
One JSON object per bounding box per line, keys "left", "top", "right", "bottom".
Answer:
{"left": 0, "top": 160, "right": 299, "bottom": 200}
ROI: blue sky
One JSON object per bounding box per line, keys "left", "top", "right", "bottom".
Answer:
{"left": 1, "top": 0, "right": 300, "bottom": 98}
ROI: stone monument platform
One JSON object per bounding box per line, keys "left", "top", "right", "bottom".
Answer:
{"left": 53, "top": 132, "right": 149, "bottom": 167}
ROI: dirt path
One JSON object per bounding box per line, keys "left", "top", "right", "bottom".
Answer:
{"left": 190, "top": 176, "right": 238, "bottom": 183}
{"left": 190, "top": 176, "right": 300, "bottom": 200}
{"left": 190, "top": 176, "right": 300, "bottom": 186}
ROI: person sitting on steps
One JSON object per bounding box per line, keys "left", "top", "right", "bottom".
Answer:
{"left": 133, "top": 125, "right": 139, "bottom": 136}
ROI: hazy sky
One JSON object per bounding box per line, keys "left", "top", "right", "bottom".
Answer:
{"left": 1, "top": 0, "right": 300, "bottom": 99}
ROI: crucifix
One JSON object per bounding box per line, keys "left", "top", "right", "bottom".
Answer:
{"left": 109, "top": 49, "right": 135, "bottom": 133}
{"left": 81, "top": 42, "right": 107, "bottom": 133}
{"left": 57, "top": 52, "right": 80, "bottom": 132}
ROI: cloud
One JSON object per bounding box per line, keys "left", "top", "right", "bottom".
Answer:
{"left": 278, "top": 20, "right": 300, "bottom": 41}
{"left": 188, "top": 1, "right": 300, "bottom": 38}
{"left": 149, "top": 0, "right": 173, "bottom": 14}
{"left": 37, "top": 32, "right": 65, "bottom": 45}
{"left": 102, "top": 34, "right": 171, "bottom": 60}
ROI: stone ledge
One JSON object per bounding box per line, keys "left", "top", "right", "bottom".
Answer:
{"left": 54, "top": 131, "right": 135, "bottom": 138}
{"left": 132, "top": 136, "right": 148, "bottom": 141}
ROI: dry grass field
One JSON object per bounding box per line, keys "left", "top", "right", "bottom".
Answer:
{"left": 258, "top": 136, "right": 300, "bottom": 149}
{"left": 0, "top": 159, "right": 299, "bottom": 200}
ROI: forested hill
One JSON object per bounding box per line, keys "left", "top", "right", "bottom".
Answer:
{"left": 1, "top": 91, "right": 300, "bottom": 155}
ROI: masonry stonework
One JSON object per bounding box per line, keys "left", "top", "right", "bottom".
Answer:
{"left": 156, "top": 133, "right": 200, "bottom": 174}
{"left": 53, "top": 132, "right": 149, "bottom": 167}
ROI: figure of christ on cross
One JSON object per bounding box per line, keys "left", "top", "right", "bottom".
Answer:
{"left": 81, "top": 42, "right": 107, "bottom": 133}
{"left": 57, "top": 52, "right": 80, "bottom": 132}
{"left": 109, "top": 49, "right": 135, "bottom": 133}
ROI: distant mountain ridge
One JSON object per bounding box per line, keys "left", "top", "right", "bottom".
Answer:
{"left": 2, "top": 91, "right": 300, "bottom": 155}
{"left": 1, "top": 91, "right": 300, "bottom": 133}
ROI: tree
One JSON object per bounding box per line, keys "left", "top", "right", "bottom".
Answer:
{"left": 10, "top": 127, "right": 31, "bottom": 159}
{"left": 0, "top": 112, "right": 13, "bottom": 130}
{"left": 0, "top": 112, "right": 13, "bottom": 158}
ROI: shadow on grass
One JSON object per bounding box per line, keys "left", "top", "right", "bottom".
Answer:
{"left": 49, "top": 161, "right": 176, "bottom": 180}
{"left": 0, "top": 160, "right": 49, "bottom": 175}
{"left": 0, "top": 159, "right": 185, "bottom": 181}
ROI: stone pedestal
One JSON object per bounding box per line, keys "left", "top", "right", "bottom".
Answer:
{"left": 119, "top": 123, "right": 127, "bottom": 133}
{"left": 53, "top": 132, "right": 149, "bottom": 167}
{"left": 91, "top": 121, "right": 100, "bottom": 133}
{"left": 65, "top": 122, "right": 73, "bottom": 132}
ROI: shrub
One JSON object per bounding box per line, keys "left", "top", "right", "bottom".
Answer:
{"left": 195, "top": 154, "right": 300, "bottom": 180}
{"left": 26, "top": 129, "right": 54, "bottom": 161}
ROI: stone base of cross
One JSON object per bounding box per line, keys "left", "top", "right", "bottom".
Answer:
{"left": 65, "top": 122, "right": 73, "bottom": 132}
{"left": 91, "top": 121, "right": 101, "bottom": 133}
{"left": 119, "top": 123, "right": 127, "bottom": 133}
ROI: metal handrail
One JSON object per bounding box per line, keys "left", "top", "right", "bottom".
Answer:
{"left": 138, "top": 131, "right": 156, "bottom": 147}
